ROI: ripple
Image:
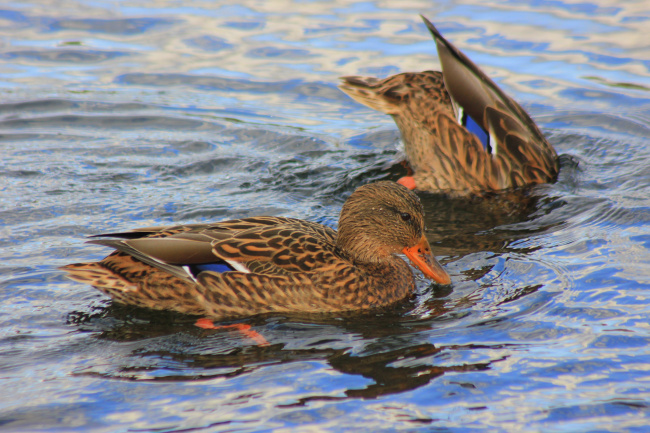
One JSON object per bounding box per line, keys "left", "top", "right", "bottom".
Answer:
{"left": 183, "top": 35, "right": 233, "bottom": 52}
{"left": 117, "top": 73, "right": 345, "bottom": 100}
{"left": 246, "top": 47, "right": 315, "bottom": 59}
{"left": 48, "top": 17, "right": 177, "bottom": 35}
{"left": 0, "top": 114, "right": 220, "bottom": 132}
{"left": 2, "top": 49, "right": 128, "bottom": 63}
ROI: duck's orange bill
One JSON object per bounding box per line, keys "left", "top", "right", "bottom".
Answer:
{"left": 402, "top": 235, "right": 451, "bottom": 285}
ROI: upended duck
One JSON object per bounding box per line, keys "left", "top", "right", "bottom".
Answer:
{"left": 339, "top": 15, "right": 559, "bottom": 196}
{"left": 62, "top": 182, "right": 451, "bottom": 320}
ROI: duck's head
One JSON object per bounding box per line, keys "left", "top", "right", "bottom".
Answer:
{"left": 337, "top": 181, "right": 451, "bottom": 285}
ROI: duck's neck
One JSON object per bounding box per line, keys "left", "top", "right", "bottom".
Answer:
{"left": 353, "top": 255, "right": 417, "bottom": 307}
{"left": 336, "top": 231, "right": 392, "bottom": 265}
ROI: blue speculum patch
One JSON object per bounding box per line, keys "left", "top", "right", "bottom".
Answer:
{"left": 463, "top": 111, "right": 491, "bottom": 153}
{"left": 191, "top": 262, "right": 237, "bottom": 274}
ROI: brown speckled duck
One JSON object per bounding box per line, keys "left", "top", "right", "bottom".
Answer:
{"left": 339, "top": 15, "right": 559, "bottom": 196}
{"left": 62, "top": 181, "right": 451, "bottom": 320}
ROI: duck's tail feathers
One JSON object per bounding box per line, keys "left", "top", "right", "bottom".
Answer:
{"left": 60, "top": 262, "right": 139, "bottom": 293}
{"left": 338, "top": 76, "right": 402, "bottom": 115}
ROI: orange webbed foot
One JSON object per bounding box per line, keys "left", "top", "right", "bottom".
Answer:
{"left": 195, "top": 318, "right": 269, "bottom": 346}
{"left": 397, "top": 176, "right": 417, "bottom": 190}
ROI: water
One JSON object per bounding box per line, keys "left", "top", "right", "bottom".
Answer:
{"left": 2, "top": 0, "right": 650, "bottom": 431}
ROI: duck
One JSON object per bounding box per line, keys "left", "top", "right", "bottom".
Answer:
{"left": 61, "top": 181, "right": 451, "bottom": 321}
{"left": 339, "top": 15, "right": 559, "bottom": 196}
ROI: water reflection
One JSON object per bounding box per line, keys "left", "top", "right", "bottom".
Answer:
{"left": 68, "top": 302, "right": 511, "bottom": 404}
{"left": 420, "top": 186, "right": 567, "bottom": 257}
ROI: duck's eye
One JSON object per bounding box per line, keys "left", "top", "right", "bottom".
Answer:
{"left": 400, "top": 212, "right": 412, "bottom": 222}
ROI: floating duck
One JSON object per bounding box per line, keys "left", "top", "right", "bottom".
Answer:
{"left": 62, "top": 181, "right": 451, "bottom": 321}
{"left": 339, "top": 15, "right": 559, "bottom": 195}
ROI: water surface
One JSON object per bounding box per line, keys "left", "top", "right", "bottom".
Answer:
{"left": 2, "top": 0, "right": 650, "bottom": 432}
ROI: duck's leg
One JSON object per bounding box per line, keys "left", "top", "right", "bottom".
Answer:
{"left": 195, "top": 318, "right": 269, "bottom": 346}
{"left": 397, "top": 176, "right": 417, "bottom": 190}
{"left": 397, "top": 160, "right": 417, "bottom": 190}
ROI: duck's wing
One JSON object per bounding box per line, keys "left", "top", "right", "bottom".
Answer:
{"left": 83, "top": 217, "right": 340, "bottom": 281}
{"left": 88, "top": 216, "right": 327, "bottom": 239}
{"left": 421, "top": 15, "right": 558, "bottom": 177}
{"left": 207, "top": 219, "right": 342, "bottom": 275}
{"left": 421, "top": 16, "right": 543, "bottom": 148}
{"left": 61, "top": 217, "right": 343, "bottom": 317}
